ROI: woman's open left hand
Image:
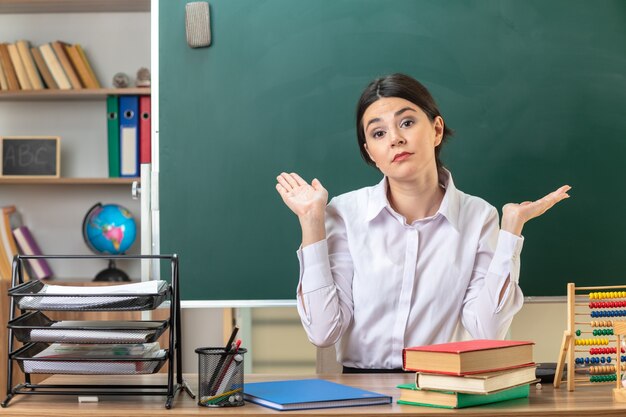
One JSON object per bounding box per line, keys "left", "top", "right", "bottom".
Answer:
{"left": 501, "top": 185, "right": 571, "bottom": 236}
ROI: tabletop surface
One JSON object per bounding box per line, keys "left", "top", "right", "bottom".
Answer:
{"left": 1, "top": 373, "right": 626, "bottom": 416}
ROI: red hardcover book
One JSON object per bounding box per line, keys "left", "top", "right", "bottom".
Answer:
{"left": 403, "top": 339, "right": 534, "bottom": 375}
{"left": 139, "top": 95, "right": 151, "bottom": 164}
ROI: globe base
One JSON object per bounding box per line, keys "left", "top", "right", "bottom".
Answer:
{"left": 94, "top": 259, "right": 130, "bottom": 282}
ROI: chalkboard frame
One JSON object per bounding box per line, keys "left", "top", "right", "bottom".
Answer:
{"left": 0, "top": 136, "right": 61, "bottom": 178}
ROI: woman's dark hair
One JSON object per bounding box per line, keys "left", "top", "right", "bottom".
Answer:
{"left": 356, "top": 73, "right": 453, "bottom": 177}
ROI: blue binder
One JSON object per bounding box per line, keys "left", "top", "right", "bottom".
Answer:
{"left": 243, "top": 379, "right": 392, "bottom": 411}
{"left": 119, "top": 95, "right": 139, "bottom": 177}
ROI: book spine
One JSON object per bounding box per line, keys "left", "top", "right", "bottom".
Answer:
{"left": 6, "top": 43, "right": 32, "bottom": 90}
{"left": 30, "top": 47, "right": 58, "bottom": 90}
{"left": 107, "top": 96, "right": 121, "bottom": 177}
{"left": 2, "top": 207, "right": 30, "bottom": 281}
{"left": 0, "top": 224, "right": 12, "bottom": 283}
{"left": 0, "top": 57, "right": 8, "bottom": 90}
{"left": 51, "top": 41, "right": 82, "bottom": 89}
{"left": 39, "top": 43, "right": 71, "bottom": 90}
{"left": 139, "top": 95, "right": 151, "bottom": 164}
{"left": 65, "top": 44, "right": 96, "bottom": 89}
{"left": 119, "top": 95, "right": 139, "bottom": 177}
{"left": 12, "top": 226, "right": 53, "bottom": 280}
{"left": 0, "top": 43, "right": 20, "bottom": 91}
{"left": 75, "top": 44, "right": 101, "bottom": 88}
{"left": 0, "top": 207, "right": 17, "bottom": 266}
{"left": 16, "top": 40, "right": 44, "bottom": 90}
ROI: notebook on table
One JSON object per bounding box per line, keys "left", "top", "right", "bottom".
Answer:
{"left": 243, "top": 378, "right": 392, "bottom": 411}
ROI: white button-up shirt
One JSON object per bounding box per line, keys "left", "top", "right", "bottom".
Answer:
{"left": 296, "top": 172, "right": 524, "bottom": 369}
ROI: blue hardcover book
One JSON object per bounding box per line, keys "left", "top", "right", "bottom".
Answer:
{"left": 118, "top": 95, "right": 139, "bottom": 177}
{"left": 243, "top": 379, "right": 392, "bottom": 411}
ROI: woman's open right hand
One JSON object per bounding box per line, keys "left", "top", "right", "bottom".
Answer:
{"left": 276, "top": 172, "right": 328, "bottom": 220}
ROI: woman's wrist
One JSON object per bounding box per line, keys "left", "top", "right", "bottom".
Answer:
{"left": 299, "top": 212, "right": 326, "bottom": 247}
{"left": 500, "top": 213, "right": 524, "bottom": 237}
{"left": 298, "top": 209, "right": 325, "bottom": 226}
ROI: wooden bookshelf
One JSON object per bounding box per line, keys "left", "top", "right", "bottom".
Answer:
{"left": 0, "top": 177, "right": 138, "bottom": 185}
{"left": 0, "top": 0, "right": 149, "bottom": 14}
{"left": 0, "top": 88, "right": 150, "bottom": 101}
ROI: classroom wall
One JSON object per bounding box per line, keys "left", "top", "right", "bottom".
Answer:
{"left": 510, "top": 302, "right": 567, "bottom": 364}
{"left": 178, "top": 301, "right": 568, "bottom": 374}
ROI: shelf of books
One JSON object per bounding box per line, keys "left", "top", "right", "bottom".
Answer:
{"left": 0, "top": 88, "right": 150, "bottom": 101}
{"left": 0, "top": 37, "right": 152, "bottom": 178}
{"left": 0, "top": 177, "right": 139, "bottom": 185}
{"left": 0, "top": 0, "right": 150, "bottom": 14}
{"left": 1, "top": 255, "right": 194, "bottom": 409}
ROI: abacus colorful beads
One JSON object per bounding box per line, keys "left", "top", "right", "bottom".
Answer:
{"left": 590, "top": 374, "right": 617, "bottom": 382}
{"left": 576, "top": 329, "right": 582, "bottom": 336}
{"left": 593, "top": 301, "right": 626, "bottom": 308}
{"left": 589, "top": 365, "right": 616, "bottom": 374}
{"left": 591, "top": 328, "right": 613, "bottom": 336}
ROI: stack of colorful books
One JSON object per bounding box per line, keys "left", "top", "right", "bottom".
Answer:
{"left": 399, "top": 340, "right": 537, "bottom": 409}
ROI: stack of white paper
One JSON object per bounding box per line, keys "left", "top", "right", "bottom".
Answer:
{"left": 20, "top": 280, "right": 166, "bottom": 309}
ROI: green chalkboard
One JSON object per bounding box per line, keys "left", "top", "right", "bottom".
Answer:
{"left": 160, "top": 0, "right": 626, "bottom": 300}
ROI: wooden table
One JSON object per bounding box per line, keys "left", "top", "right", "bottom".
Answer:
{"left": 1, "top": 373, "right": 625, "bottom": 416}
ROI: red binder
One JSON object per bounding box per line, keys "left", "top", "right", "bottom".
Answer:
{"left": 139, "top": 95, "right": 151, "bottom": 164}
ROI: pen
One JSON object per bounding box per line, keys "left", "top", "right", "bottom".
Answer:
{"left": 206, "top": 326, "right": 239, "bottom": 394}
{"left": 224, "top": 326, "right": 239, "bottom": 351}
{"left": 212, "top": 339, "right": 241, "bottom": 394}
{"left": 218, "top": 351, "right": 244, "bottom": 395}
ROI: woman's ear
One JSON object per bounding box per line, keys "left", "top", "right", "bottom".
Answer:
{"left": 433, "top": 116, "right": 444, "bottom": 147}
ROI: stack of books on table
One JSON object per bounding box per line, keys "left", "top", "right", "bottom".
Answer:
{"left": 399, "top": 339, "right": 537, "bottom": 409}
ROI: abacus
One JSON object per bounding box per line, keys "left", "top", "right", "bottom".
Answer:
{"left": 554, "top": 283, "right": 626, "bottom": 391}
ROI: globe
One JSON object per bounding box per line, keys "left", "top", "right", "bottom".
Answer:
{"left": 82, "top": 203, "right": 137, "bottom": 282}
{"left": 83, "top": 203, "right": 137, "bottom": 254}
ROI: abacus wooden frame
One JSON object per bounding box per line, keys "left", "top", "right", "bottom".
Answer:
{"left": 555, "top": 283, "right": 626, "bottom": 392}
{"left": 612, "top": 321, "right": 626, "bottom": 401}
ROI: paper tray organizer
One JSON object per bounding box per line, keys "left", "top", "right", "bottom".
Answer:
{"left": 11, "top": 342, "right": 168, "bottom": 375}
{"left": 8, "top": 311, "right": 169, "bottom": 344}
{"left": 2, "top": 254, "right": 195, "bottom": 409}
{"left": 8, "top": 279, "right": 170, "bottom": 311}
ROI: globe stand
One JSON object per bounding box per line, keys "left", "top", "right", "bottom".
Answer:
{"left": 94, "top": 259, "right": 130, "bottom": 282}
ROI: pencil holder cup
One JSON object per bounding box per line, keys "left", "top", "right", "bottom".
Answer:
{"left": 196, "top": 346, "right": 247, "bottom": 407}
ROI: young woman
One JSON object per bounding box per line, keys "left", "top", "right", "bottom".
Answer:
{"left": 276, "top": 74, "right": 570, "bottom": 372}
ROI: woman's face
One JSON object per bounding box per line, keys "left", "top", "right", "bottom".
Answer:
{"left": 362, "top": 97, "right": 443, "bottom": 181}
